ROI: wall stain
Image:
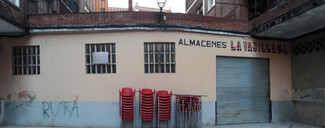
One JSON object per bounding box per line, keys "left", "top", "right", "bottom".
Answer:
{"left": 7, "top": 94, "right": 12, "bottom": 101}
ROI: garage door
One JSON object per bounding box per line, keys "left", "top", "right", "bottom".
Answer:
{"left": 216, "top": 57, "right": 270, "bottom": 124}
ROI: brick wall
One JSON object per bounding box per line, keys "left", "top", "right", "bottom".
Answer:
{"left": 252, "top": 0, "right": 312, "bottom": 28}
{"left": 29, "top": 12, "right": 252, "bottom": 32}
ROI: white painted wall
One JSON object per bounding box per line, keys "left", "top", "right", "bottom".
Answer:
{"left": 0, "top": 31, "right": 292, "bottom": 102}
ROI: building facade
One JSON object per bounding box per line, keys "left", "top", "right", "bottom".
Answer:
{"left": 0, "top": 0, "right": 324, "bottom": 127}
{"left": 95, "top": 0, "right": 108, "bottom": 12}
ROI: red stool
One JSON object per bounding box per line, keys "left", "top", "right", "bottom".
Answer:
{"left": 119, "top": 87, "right": 135, "bottom": 121}
{"left": 139, "top": 89, "right": 155, "bottom": 121}
{"left": 156, "top": 90, "right": 172, "bottom": 121}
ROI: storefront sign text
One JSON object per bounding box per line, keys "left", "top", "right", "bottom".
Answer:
{"left": 178, "top": 39, "right": 227, "bottom": 48}
{"left": 230, "top": 41, "right": 289, "bottom": 54}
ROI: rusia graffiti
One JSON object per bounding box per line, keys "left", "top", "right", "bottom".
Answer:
{"left": 42, "top": 96, "right": 79, "bottom": 118}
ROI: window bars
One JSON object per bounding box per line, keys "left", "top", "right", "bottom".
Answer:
{"left": 85, "top": 43, "right": 116, "bottom": 74}
{"left": 144, "top": 42, "right": 176, "bottom": 73}
{"left": 12, "top": 46, "right": 40, "bottom": 75}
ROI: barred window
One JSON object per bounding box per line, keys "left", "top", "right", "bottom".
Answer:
{"left": 85, "top": 43, "right": 116, "bottom": 74}
{"left": 144, "top": 42, "right": 176, "bottom": 73}
{"left": 12, "top": 46, "right": 40, "bottom": 75}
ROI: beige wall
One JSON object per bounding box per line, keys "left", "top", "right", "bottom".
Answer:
{"left": 0, "top": 31, "right": 292, "bottom": 102}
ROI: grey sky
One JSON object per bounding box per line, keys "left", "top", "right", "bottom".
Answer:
{"left": 108, "top": 0, "right": 185, "bottom": 13}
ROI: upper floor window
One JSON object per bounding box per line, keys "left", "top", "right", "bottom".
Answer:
{"left": 8, "top": 0, "right": 19, "bottom": 7}
{"left": 85, "top": 43, "right": 116, "bottom": 74}
{"left": 100, "top": 8, "right": 105, "bottom": 12}
{"left": 101, "top": 0, "right": 106, "bottom": 1}
{"left": 269, "top": 0, "right": 285, "bottom": 10}
{"left": 144, "top": 42, "right": 176, "bottom": 73}
{"left": 207, "top": 0, "right": 215, "bottom": 12}
{"left": 12, "top": 46, "right": 40, "bottom": 75}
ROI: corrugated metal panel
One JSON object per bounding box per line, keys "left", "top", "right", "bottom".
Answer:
{"left": 216, "top": 57, "right": 270, "bottom": 124}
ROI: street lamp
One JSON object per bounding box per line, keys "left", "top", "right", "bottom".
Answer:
{"left": 157, "top": 0, "right": 166, "bottom": 11}
{"left": 157, "top": 0, "right": 166, "bottom": 23}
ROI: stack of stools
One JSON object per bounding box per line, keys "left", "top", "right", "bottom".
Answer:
{"left": 139, "top": 89, "right": 155, "bottom": 123}
{"left": 176, "top": 95, "right": 202, "bottom": 128}
{"left": 119, "top": 87, "right": 135, "bottom": 122}
{"left": 156, "top": 90, "right": 172, "bottom": 127}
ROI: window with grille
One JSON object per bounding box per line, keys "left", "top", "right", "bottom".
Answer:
{"left": 144, "top": 42, "right": 176, "bottom": 73}
{"left": 12, "top": 46, "right": 40, "bottom": 75}
{"left": 8, "top": 0, "right": 19, "bottom": 7}
{"left": 85, "top": 43, "right": 116, "bottom": 74}
{"left": 207, "top": 0, "right": 215, "bottom": 11}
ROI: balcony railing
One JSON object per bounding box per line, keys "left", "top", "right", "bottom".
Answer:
{"left": 186, "top": 0, "right": 196, "bottom": 11}
{"left": 268, "top": 0, "right": 286, "bottom": 10}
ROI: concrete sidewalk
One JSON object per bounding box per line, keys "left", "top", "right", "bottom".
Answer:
{"left": 204, "top": 122, "right": 322, "bottom": 128}
{"left": 0, "top": 122, "right": 322, "bottom": 128}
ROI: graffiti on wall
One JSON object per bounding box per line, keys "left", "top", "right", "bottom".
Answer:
{"left": 18, "top": 91, "right": 36, "bottom": 101}
{"left": 42, "top": 96, "right": 79, "bottom": 118}
{"left": 7, "top": 93, "right": 12, "bottom": 101}
{"left": 300, "top": 94, "right": 311, "bottom": 99}
{"left": 293, "top": 88, "right": 325, "bottom": 102}
{"left": 11, "top": 91, "right": 36, "bottom": 110}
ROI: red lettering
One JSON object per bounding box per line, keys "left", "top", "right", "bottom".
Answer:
{"left": 277, "top": 43, "right": 282, "bottom": 53}
{"left": 237, "top": 41, "right": 241, "bottom": 51}
{"left": 248, "top": 42, "right": 252, "bottom": 52}
{"left": 231, "top": 41, "right": 236, "bottom": 51}
{"left": 261, "top": 43, "right": 265, "bottom": 53}
{"left": 272, "top": 43, "right": 276, "bottom": 53}
{"left": 243, "top": 41, "right": 247, "bottom": 51}
{"left": 266, "top": 43, "right": 271, "bottom": 53}
{"left": 283, "top": 44, "right": 288, "bottom": 54}
{"left": 253, "top": 42, "right": 257, "bottom": 52}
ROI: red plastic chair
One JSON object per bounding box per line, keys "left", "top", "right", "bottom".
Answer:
{"left": 139, "top": 88, "right": 155, "bottom": 121}
{"left": 156, "top": 90, "right": 172, "bottom": 121}
{"left": 119, "top": 87, "right": 135, "bottom": 121}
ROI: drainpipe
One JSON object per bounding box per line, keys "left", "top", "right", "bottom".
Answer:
{"left": 128, "top": 0, "right": 133, "bottom": 11}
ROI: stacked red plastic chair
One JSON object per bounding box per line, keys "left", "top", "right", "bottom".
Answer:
{"left": 176, "top": 95, "right": 202, "bottom": 128}
{"left": 119, "top": 87, "right": 135, "bottom": 121}
{"left": 156, "top": 90, "right": 172, "bottom": 121}
{"left": 139, "top": 89, "right": 155, "bottom": 121}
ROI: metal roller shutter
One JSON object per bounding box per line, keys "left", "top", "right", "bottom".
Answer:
{"left": 216, "top": 57, "right": 270, "bottom": 124}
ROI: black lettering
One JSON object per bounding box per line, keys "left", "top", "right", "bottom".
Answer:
{"left": 201, "top": 40, "right": 206, "bottom": 47}
{"left": 184, "top": 39, "right": 189, "bottom": 46}
{"left": 196, "top": 40, "right": 200, "bottom": 46}
{"left": 190, "top": 39, "right": 196, "bottom": 46}
{"left": 217, "top": 41, "right": 221, "bottom": 48}
{"left": 212, "top": 41, "right": 217, "bottom": 48}
{"left": 207, "top": 41, "right": 211, "bottom": 47}
{"left": 222, "top": 42, "right": 227, "bottom": 48}
{"left": 179, "top": 39, "right": 184, "bottom": 45}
